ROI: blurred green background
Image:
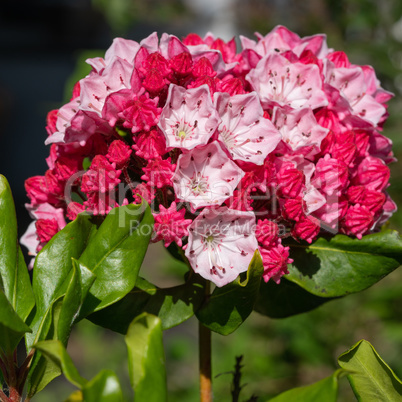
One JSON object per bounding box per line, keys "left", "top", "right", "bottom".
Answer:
{"left": 1, "top": 0, "right": 402, "bottom": 400}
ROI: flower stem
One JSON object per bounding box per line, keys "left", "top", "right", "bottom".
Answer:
{"left": 199, "top": 281, "right": 212, "bottom": 402}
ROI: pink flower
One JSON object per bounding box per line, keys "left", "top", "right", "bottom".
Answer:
{"left": 36, "top": 219, "right": 59, "bottom": 244}
{"left": 313, "top": 199, "right": 348, "bottom": 231}
{"left": 20, "top": 203, "right": 67, "bottom": 265}
{"left": 45, "top": 98, "right": 80, "bottom": 145}
{"left": 185, "top": 207, "right": 258, "bottom": 287}
{"left": 66, "top": 202, "right": 86, "bottom": 220}
{"left": 244, "top": 25, "right": 329, "bottom": 59}
{"left": 246, "top": 52, "right": 328, "bottom": 110}
{"left": 106, "top": 140, "right": 132, "bottom": 168}
{"left": 81, "top": 155, "right": 121, "bottom": 194}
{"left": 276, "top": 161, "right": 304, "bottom": 199}
{"left": 133, "top": 182, "right": 155, "bottom": 204}
{"left": 80, "top": 58, "right": 134, "bottom": 116}
{"left": 172, "top": 141, "right": 244, "bottom": 210}
{"left": 260, "top": 241, "right": 292, "bottom": 284}
{"left": 158, "top": 84, "right": 220, "bottom": 150}
{"left": 214, "top": 92, "right": 281, "bottom": 165}
{"left": 272, "top": 107, "right": 328, "bottom": 153}
{"left": 292, "top": 215, "right": 321, "bottom": 243}
{"left": 282, "top": 197, "right": 305, "bottom": 221}
{"left": 314, "top": 155, "right": 349, "bottom": 196}
{"left": 132, "top": 129, "right": 167, "bottom": 160}
{"left": 324, "top": 61, "right": 386, "bottom": 126}
{"left": 86, "top": 37, "right": 139, "bottom": 72}
{"left": 342, "top": 204, "right": 374, "bottom": 239}
{"left": 368, "top": 132, "right": 396, "bottom": 164}
{"left": 256, "top": 219, "right": 279, "bottom": 248}
{"left": 141, "top": 157, "right": 176, "bottom": 189}
{"left": 152, "top": 202, "right": 192, "bottom": 247}
{"left": 103, "top": 87, "right": 161, "bottom": 134}
{"left": 353, "top": 156, "right": 390, "bottom": 191}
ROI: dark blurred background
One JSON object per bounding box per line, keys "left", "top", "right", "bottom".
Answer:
{"left": 1, "top": 0, "right": 402, "bottom": 400}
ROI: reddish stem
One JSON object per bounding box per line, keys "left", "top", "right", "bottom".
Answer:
{"left": 199, "top": 281, "right": 212, "bottom": 402}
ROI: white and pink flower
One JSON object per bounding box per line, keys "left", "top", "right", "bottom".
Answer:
{"left": 23, "top": 28, "right": 396, "bottom": 288}
{"left": 185, "top": 207, "right": 258, "bottom": 287}
{"left": 172, "top": 141, "right": 244, "bottom": 210}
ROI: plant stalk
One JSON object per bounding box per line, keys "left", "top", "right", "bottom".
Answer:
{"left": 199, "top": 281, "right": 212, "bottom": 402}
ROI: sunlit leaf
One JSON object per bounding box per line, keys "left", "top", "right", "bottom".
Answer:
{"left": 125, "top": 313, "right": 167, "bottom": 402}
{"left": 338, "top": 339, "right": 402, "bottom": 401}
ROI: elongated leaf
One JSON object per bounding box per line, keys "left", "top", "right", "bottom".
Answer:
{"left": 268, "top": 369, "right": 347, "bottom": 401}
{"left": 338, "top": 339, "right": 402, "bottom": 401}
{"left": 57, "top": 261, "right": 96, "bottom": 345}
{"left": 0, "top": 290, "right": 31, "bottom": 354}
{"left": 286, "top": 230, "right": 402, "bottom": 298}
{"left": 26, "top": 213, "right": 96, "bottom": 349}
{"left": 27, "top": 257, "right": 95, "bottom": 396}
{"left": 88, "top": 274, "right": 204, "bottom": 333}
{"left": 196, "top": 251, "right": 263, "bottom": 335}
{"left": 33, "top": 340, "right": 87, "bottom": 388}
{"left": 79, "top": 202, "right": 154, "bottom": 317}
{"left": 125, "top": 313, "right": 167, "bottom": 402}
{"left": 82, "top": 370, "right": 124, "bottom": 402}
{"left": 0, "top": 175, "right": 34, "bottom": 322}
{"left": 34, "top": 341, "right": 123, "bottom": 401}
{"left": 254, "top": 277, "right": 336, "bottom": 318}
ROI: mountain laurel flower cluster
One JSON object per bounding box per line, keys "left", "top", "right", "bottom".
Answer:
{"left": 22, "top": 26, "right": 396, "bottom": 286}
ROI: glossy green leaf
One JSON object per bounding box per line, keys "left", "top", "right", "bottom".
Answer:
{"left": 0, "top": 175, "right": 35, "bottom": 322}
{"left": 26, "top": 213, "right": 96, "bottom": 349}
{"left": 27, "top": 253, "right": 96, "bottom": 396}
{"left": 57, "top": 260, "right": 96, "bottom": 345}
{"left": 78, "top": 202, "right": 154, "bottom": 317}
{"left": 0, "top": 290, "right": 31, "bottom": 354}
{"left": 125, "top": 313, "right": 167, "bottom": 402}
{"left": 338, "top": 339, "right": 402, "bottom": 401}
{"left": 33, "top": 340, "right": 87, "bottom": 388}
{"left": 268, "top": 369, "right": 347, "bottom": 401}
{"left": 82, "top": 370, "right": 124, "bottom": 402}
{"left": 196, "top": 251, "right": 263, "bottom": 335}
{"left": 88, "top": 274, "right": 204, "bottom": 333}
{"left": 286, "top": 230, "right": 402, "bottom": 298}
{"left": 254, "top": 277, "right": 336, "bottom": 318}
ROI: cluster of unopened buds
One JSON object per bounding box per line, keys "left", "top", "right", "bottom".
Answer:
{"left": 22, "top": 26, "right": 396, "bottom": 287}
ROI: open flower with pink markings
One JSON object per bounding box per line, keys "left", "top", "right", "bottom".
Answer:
{"left": 185, "top": 207, "right": 258, "bottom": 287}
{"left": 246, "top": 52, "right": 328, "bottom": 110}
{"left": 214, "top": 92, "right": 281, "bottom": 164}
{"left": 158, "top": 84, "right": 220, "bottom": 150}
{"left": 172, "top": 141, "right": 244, "bottom": 210}
{"left": 23, "top": 28, "right": 396, "bottom": 288}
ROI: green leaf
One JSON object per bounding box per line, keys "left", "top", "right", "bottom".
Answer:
{"left": 338, "top": 339, "right": 402, "bottom": 401}
{"left": 0, "top": 175, "right": 35, "bottom": 322}
{"left": 268, "top": 369, "right": 347, "bottom": 401}
{"left": 78, "top": 202, "right": 154, "bottom": 317}
{"left": 33, "top": 340, "right": 87, "bottom": 388}
{"left": 196, "top": 251, "right": 263, "bottom": 335}
{"left": 254, "top": 277, "right": 336, "bottom": 318}
{"left": 0, "top": 290, "right": 31, "bottom": 354}
{"left": 26, "top": 213, "right": 96, "bottom": 349}
{"left": 82, "top": 370, "right": 124, "bottom": 402}
{"left": 87, "top": 274, "right": 204, "bottom": 333}
{"left": 27, "top": 223, "right": 96, "bottom": 397}
{"left": 125, "top": 313, "right": 167, "bottom": 402}
{"left": 286, "top": 230, "right": 402, "bottom": 298}
{"left": 57, "top": 260, "right": 96, "bottom": 345}
{"left": 34, "top": 341, "right": 123, "bottom": 401}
